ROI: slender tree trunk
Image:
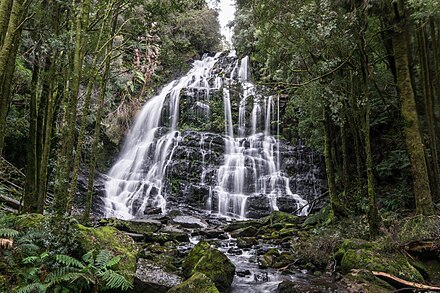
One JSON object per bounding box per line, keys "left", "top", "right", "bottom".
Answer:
{"left": 68, "top": 1, "right": 113, "bottom": 211}
{"left": 392, "top": 0, "right": 434, "bottom": 216}
{"left": 23, "top": 49, "right": 40, "bottom": 213}
{"left": 0, "top": 0, "right": 13, "bottom": 46}
{"left": 341, "top": 122, "right": 349, "bottom": 193}
{"left": 0, "top": 0, "right": 27, "bottom": 155}
{"left": 323, "top": 107, "right": 345, "bottom": 219}
{"left": 54, "top": 0, "right": 91, "bottom": 215}
{"left": 37, "top": 53, "right": 58, "bottom": 213}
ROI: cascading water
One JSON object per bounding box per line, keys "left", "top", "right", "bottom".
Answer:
{"left": 104, "top": 54, "right": 220, "bottom": 219}
{"left": 104, "top": 52, "right": 315, "bottom": 219}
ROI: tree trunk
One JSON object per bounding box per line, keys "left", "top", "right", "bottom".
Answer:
{"left": 392, "top": 0, "right": 434, "bottom": 216}
{"left": 0, "top": 0, "right": 27, "bottom": 155}
{"left": 54, "top": 0, "right": 91, "bottom": 215}
{"left": 323, "top": 107, "right": 345, "bottom": 219}
{"left": 0, "top": 0, "right": 13, "bottom": 46}
{"left": 23, "top": 49, "right": 40, "bottom": 213}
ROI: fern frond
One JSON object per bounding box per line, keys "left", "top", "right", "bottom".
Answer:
{"left": 46, "top": 267, "right": 79, "bottom": 284}
{"left": 82, "top": 249, "right": 95, "bottom": 265}
{"left": 22, "top": 256, "right": 38, "bottom": 264}
{"left": 55, "top": 254, "right": 85, "bottom": 269}
{"left": 13, "top": 282, "right": 47, "bottom": 293}
{"left": 16, "top": 243, "right": 39, "bottom": 253}
{"left": 95, "top": 250, "right": 113, "bottom": 267}
{"left": 0, "top": 228, "right": 19, "bottom": 238}
{"left": 104, "top": 255, "right": 122, "bottom": 268}
{"left": 47, "top": 272, "right": 84, "bottom": 286}
{"left": 99, "top": 270, "right": 133, "bottom": 291}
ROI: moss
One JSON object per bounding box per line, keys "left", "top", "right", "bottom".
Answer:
{"left": 75, "top": 224, "right": 138, "bottom": 278}
{"left": 167, "top": 272, "right": 219, "bottom": 293}
{"left": 397, "top": 216, "right": 440, "bottom": 244}
{"left": 340, "top": 248, "right": 423, "bottom": 282}
{"left": 303, "top": 205, "right": 332, "bottom": 227}
{"left": 182, "top": 241, "right": 235, "bottom": 291}
{"left": 344, "top": 270, "right": 395, "bottom": 292}
{"left": 266, "top": 211, "right": 300, "bottom": 225}
{"left": 224, "top": 220, "right": 263, "bottom": 232}
{"left": 107, "top": 218, "right": 161, "bottom": 234}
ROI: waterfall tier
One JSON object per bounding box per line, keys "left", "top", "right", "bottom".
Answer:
{"left": 104, "top": 52, "right": 324, "bottom": 219}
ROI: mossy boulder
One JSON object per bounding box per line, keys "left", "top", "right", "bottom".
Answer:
{"left": 167, "top": 272, "right": 219, "bottom": 293}
{"left": 229, "top": 226, "right": 258, "bottom": 238}
{"left": 106, "top": 218, "right": 162, "bottom": 234}
{"left": 303, "top": 205, "right": 332, "bottom": 227}
{"left": 339, "top": 247, "right": 423, "bottom": 282}
{"left": 224, "top": 220, "right": 263, "bottom": 232}
{"left": 236, "top": 237, "right": 257, "bottom": 248}
{"left": 182, "top": 241, "right": 235, "bottom": 291}
{"left": 266, "top": 211, "right": 300, "bottom": 225}
{"left": 258, "top": 248, "right": 280, "bottom": 268}
{"left": 75, "top": 224, "right": 138, "bottom": 278}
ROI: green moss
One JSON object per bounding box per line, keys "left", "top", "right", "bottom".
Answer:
{"left": 75, "top": 224, "right": 138, "bottom": 278}
{"left": 303, "top": 205, "right": 332, "bottom": 227}
{"left": 167, "top": 272, "right": 220, "bottom": 293}
{"left": 182, "top": 241, "right": 235, "bottom": 291}
{"left": 340, "top": 248, "right": 423, "bottom": 282}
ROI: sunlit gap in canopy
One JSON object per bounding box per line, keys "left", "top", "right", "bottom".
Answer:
{"left": 208, "top": 0, "right": 236, "bottom": 49}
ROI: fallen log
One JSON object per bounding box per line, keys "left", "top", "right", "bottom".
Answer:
{"left": 372, "top": 271, "right": 440, "bottom": 291}
{"left": 401, "top": 240, "right": 440, "bottom": 253}
{"left": 0, "top": 194, "right": 21, "bottom": 209}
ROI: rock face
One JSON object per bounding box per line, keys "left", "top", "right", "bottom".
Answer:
{"left": 182, "top": 241, "right": 235, "bottom": 292}
{"left": 167, "top": 273, "right": 219, "bottom": 293}
{"left": 132, "top": 259, "right": 183, "bottom": 293}
{"left": 102, "top": 52, "right": 326, "bottom": 219}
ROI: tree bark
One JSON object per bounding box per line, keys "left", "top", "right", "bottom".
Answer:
{"left": 392, "top": 0, "right": 434, "bottom": 216}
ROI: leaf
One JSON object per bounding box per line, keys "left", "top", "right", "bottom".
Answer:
{"left": 13, "top": 282, "right": 47, "bottom": 293}
{"left": 99, "top": 270, "right": 133, "bottom": 291}
{"left": 0, "top": 228, "right": 19, "bottom": 238}
{"left": 55, "top": 254, "right": 85, "bottom": 269}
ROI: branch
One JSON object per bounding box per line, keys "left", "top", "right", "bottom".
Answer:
{"left": 372, "top": 271, "right": 440, "bottom": 291}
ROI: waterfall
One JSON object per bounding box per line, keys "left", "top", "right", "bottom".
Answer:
{"left": 104, "top": 52, "right": 314, "bottom": 219}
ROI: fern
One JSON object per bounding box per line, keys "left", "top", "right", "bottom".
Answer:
{"left": 99, "top": 269, "right": 133, "bottom": 291}
{"left": 45, "top": 267, "right": 79, "bottom": 284}
{"left": 13, "top": 282, "right": 47, "bottom": 293}
{"left": 0, "top": 227, "right": 19, "bottom": 238}
{"left": 54, "top": 254, "right": 85, "bottom": 269}
{"left": 95, "top": 249, "right": 113, "bottom": 267}
{"left": 82, "top": 249, "right": 95, "bottom": 265}
{"left": 105, "top": 255, "right": 122, "bottom": 268}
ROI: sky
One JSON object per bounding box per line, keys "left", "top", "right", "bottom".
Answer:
{"left": 208, "top": 0, "right": 236, "bottom": 48}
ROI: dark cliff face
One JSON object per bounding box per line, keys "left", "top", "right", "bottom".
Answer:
{"left": 101, "top": 52, "right": 326, "bottom": 219}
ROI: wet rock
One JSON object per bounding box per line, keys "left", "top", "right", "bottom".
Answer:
{"left": 236, "top": 269, "right": 251, "bottom": 277}
{"left": 182, "top": 241, "right": 235, "bottom": 291}
{"left": 245, "top": 194, "right": 272, "bottom": 218}
{"left": 236, "top": 237, "right": 257, "bottom": 248}
{"left": 254, "top": 272, "right": 269, "bottom": 282}
{"left": 201, "top": 228, "right": 225, "bottom": 239}
{"left": 167, "top": 272, "right": 219, "bottom": 293}
{"left": 230, "top": 226, "right": 258, "bottom": 238}
{"left": 144, "top": 207, "right": 163, "bottom": 215}
{"left": 258, "top": 248, "right": 280, "bottom": 269}
{"left": 172, "top": 215, "right": 208, "bottom": 229}
{"left": 124, "top": 232, "right": 145, "bottom": 242}
{"left": 107, "top": 218, "right": 162, "bottom": 234}
{"left": 132, "top": 258, "right": 183, "bottom": 293}
{"left": 224, "top": 220, "right": 263, "bottom": 232}
{"left": 227, "top": 247, "right": 243, "bottom": 255}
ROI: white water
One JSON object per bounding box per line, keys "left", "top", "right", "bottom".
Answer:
{"left": 104, "top": 54, "right": 220, "bottom": 219}
{"left": 214, "top": 56, "right": 308, "bottom": 218}
{"left": 104, "top": 53, "right": 309, "bottom": 219}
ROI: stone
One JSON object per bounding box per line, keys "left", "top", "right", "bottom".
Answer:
{"left": 229, "top": 226, "right": 258, "bottom": 238}
{"left": 132, "top": 258, "right": 183, "bottom": 293}
{"left": 75, "top": 225, "right": 138, "bottom": 280}
{"left": 201, "top": 229, "right": 225, "bottom": 239}
{"left": 172, "top": 216, "right": 208, "bottom": 229}
{"left": 236, "top": 269, "right": 251, "bottom": 277}
{"left": 236, "top": 237, "right": 257, "bottom": 248}
{"left": 182, "top": 241, "right": 235, "bottom": 291}
{"left": 107, "top": 218, "right": 162, "bottom": 234}
{"left": 224, "top": 220, "right": 263, "bottom": 232}
{"left": 167, "top": 272, "right": 219, "bottom": 293}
